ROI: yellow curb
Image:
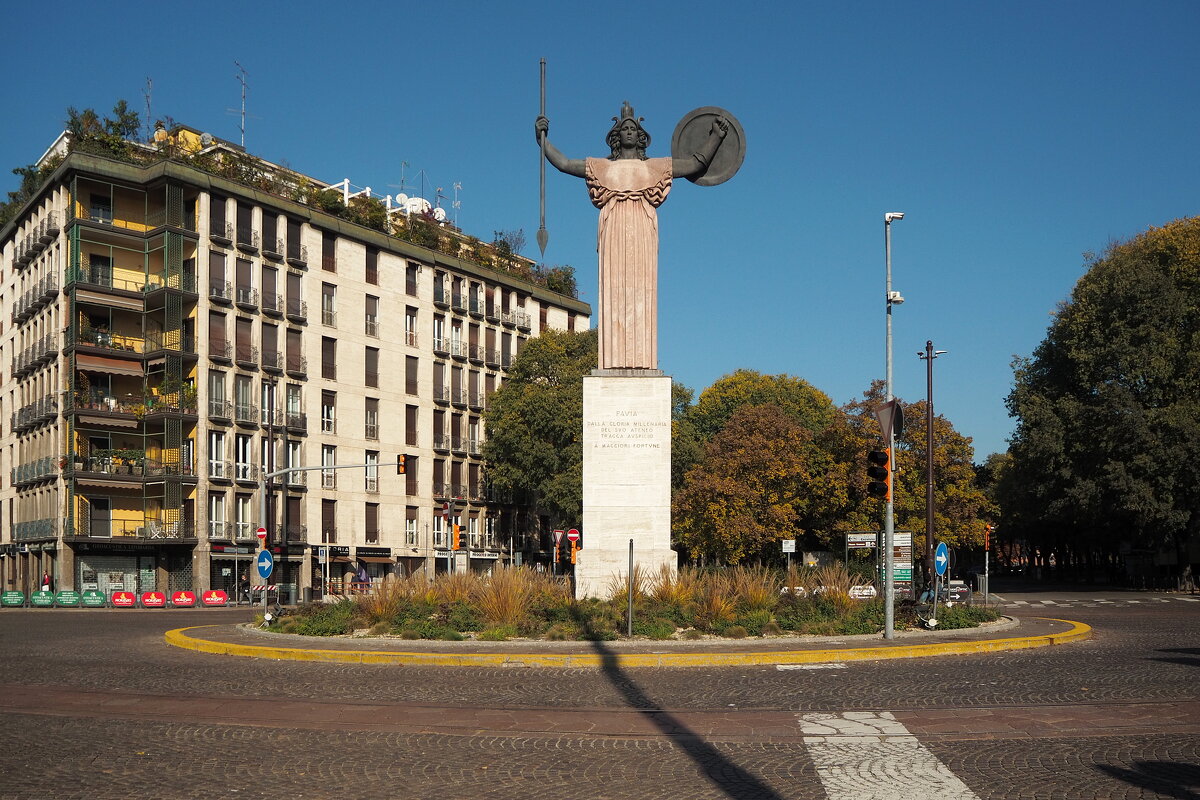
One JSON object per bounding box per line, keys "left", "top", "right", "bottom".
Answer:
{"left": 165, "top": 618, "right": 1090, "bottom": 668}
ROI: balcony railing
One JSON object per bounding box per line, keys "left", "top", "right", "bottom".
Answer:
{"left": 10, "top": 456, "right": 57, "bottom": 486}
{"left": 287, "top": 243, "right": 308, "bottom": 267}
{"left": 74, "top": 518, "right": 192, "bottom": 540}
{"left": 451, "top": 293, "right": 467, "bottom": 313}
{"left": 234, "top": 344, "right": 259, "bottom": 368}
{"left": 209, "top": 280, "right": 232, "bottom": 302}
{"left": 261, "top": 292, "right": 282, "bottom": 314}
{"left": 208, "top": 398, "right": 233, "bottom": 420}
{"left": 208, "top": 460, "right": 232, "bottom": 480}
{"left": 235, "top": 286, "right": 259, "bottom": 309}
{"left": 236, "top": 229, "right": 260, "bottom": 253}
{"left": 210, "top": 221, "right": 234, "bottom": 244}
{"left": 262, "top": 349, "right": 283, "bottom": 371}
{"left": 11, "top": 394, "right": 59, "bottom": 433}
{"left": 209, "top": 520, "right": 234, "bottom": 540}
{"left": 234, "top": 462, "right": 259, "bottom": 482}
{"left": 235, "top": 403, "right": 259, "bottom": 424}
{"left": 14, "top": 518, "right": 57, "bottom": 541}
{"left": 321, "top": 309, "right": 336, "bottom": 326}
{"left": 264, "top": 237, "right": 284, "bottom": 261}
{"left": 286, "top": 411, "right": 308, "bottom": 430}
{"left": 365, "top": 422, "right": 379, "bottom": 440}
{"left": 286, "top": 298, "right": 308, "bottom": 322}
{"left": 286, "top": 355, "right": 307, "bottom": 378}
{"left": 321, "top": 471, "right": 337, "bottom": 489}
{"left": 365, "top": 318, "right": 379, "bottom": 337}
{"left": 144, "top": 330, "right": 196, "bottom": 355}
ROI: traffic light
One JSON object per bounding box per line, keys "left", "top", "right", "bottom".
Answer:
{"left": 450, "top": 523, "right": 462, "bottom": 550}
{"left": 866, "top": 449, "right": 891, "bottom": 501}
{"left": 396, "top": 454, "right": 407, "bottom": 474}
{"left": 569, "top": 540, "right": 578, "bottom": 564}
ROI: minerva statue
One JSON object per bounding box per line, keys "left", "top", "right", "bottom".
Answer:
{"left": 535, "top": 102, "right": 745, "bottom": 370}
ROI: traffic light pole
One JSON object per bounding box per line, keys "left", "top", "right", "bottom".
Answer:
{"left": 883, "top": 213, "right": 902, "bottom": 641}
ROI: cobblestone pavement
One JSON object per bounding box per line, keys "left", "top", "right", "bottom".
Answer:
{"left": 0, "top": 591, "right": 1196, "bottom": 799}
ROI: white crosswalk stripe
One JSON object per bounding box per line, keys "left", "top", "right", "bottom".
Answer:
{"left": 798, "top": 711, "right": 980, "bottom": 799}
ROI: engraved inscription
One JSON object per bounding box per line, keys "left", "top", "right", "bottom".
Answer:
{"left": 586, "top": 409, "right": 670, "bottom": 449}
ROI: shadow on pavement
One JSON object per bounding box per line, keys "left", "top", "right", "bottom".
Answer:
{"left": 1097, "top": 760, "right": 1200, "bottom": 800}
{"left": 1149, "top": 647, "right": 1200, "bottom": 669}
{"left": 589, "top": 638, "right": 785, "bottom": 800}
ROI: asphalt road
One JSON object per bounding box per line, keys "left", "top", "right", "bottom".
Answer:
{"left": 0, "top": 587, "right": 1195, "bottom": 799}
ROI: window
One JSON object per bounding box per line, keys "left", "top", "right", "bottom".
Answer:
{"left": 322, "top": 337, "right": 336, "bottom": 380}
{"left": 469, "top": 418, "right": 480, "bottom": 455}
{"left": 405, "top": 455, "right": 418, "bottom": 496}
{"left": 286, "top": 441, "right": 302, "bottom": 470}
{"left": 469, "top": 515, "right": 480, "bottom": 549}
{"left": 405, "top": 306, "right": 417, "bottom": 346}
{"left": 406, "top": 405, "right": 418, "bottom": 447}
{"left": 235, "top": 494, "right": 252, "bottom": 539}
{"left": 207, "top": 492, "right": 226, "bottom": 538}
{"left": 321, "top": 445, "right": 337, "bottom": 488}
{"left": 365, "top": 347, "right": 379, "bottom": 388}
{"left": 286, "top": 329, "right": 304, "bottom": 374}
{"left": 405, "top": 507, "right": 418, "bottom": 547}
{"left": 235, "top": 317, "right": 254, "bottom": 364}
{"left": 406, "top": 263, "right": 418, "bottom": 296}
{"left": 208, "top": 431, "right": 226, "bottom": 478}
{"left": 540, "top": 305, "right": 548, "bottom": 333}
{"left": 366, "top": 247, "right": 379, "bottom": 285}
{"left": 286, "top": 218, "right": 303, "bottom": 262}
{"left": 236, "top": 257, "right": 254, "bottom": 305}
{"left": 261, "top": 323, "right": 279, "bottom": 371}
{"left": 235, "top": 433, "right": 254, "bottom": 481}
{"left": 286, "top": 383, "right": 303, "bottom": 426}
{"left": 365, "top": 502, "right": 380, "bottom": 544}
{"left": 91, "top": 192, "right": 113, "bottom": 224}
{"left": 235, "top": 375, "right": 254, "bottom": 423}
{"left": 287, "top": 271, "right": 304, "bottom": 319}
{"left": 321, "top": 391, "right": 336, "bottom": 433}
{"left": 321, "top": 282, "right": 336, "bottom": 326}
{"left": 366, "top": 295, "right": 379, "bottom": 337}
{"left": 405, "top": 356, "right": 418, "bottom": 395}
{"left": 321, "top": 499, "right": 337, "bottom": 543}
{"left": 262, "top": 211, "right": 279, "bottom": 252}
{"left": 209, "top": 311, "right": 227, "bottom": 354}
{"left": 484, "top": 515, "right": 497, "bottom": 548}
{"left": 365, "top": 451, "right": 379, "bottom": 493}
{"left": 433, "top": 513, "right": 445, "bottom": 548}
{"left": 262, "top": 266, "right": 279, "bottom": 312}
{"left": 236, "top": 202, "right": 254, "bottom": 248}
{"left": 322, "top": 231, "right": 336, "bottom": 272}
{"left": 209, "top": 195, "right": 226, "bottom": 235}
{"left": 209, "top": 252, "right": 227, "bottom": 298}
{"left": 208, "top": 371, "right": 226, "bottom": 417}
{"left": 433, "top": 315, "right": 445, "bottom": 351}
{"left": 365, "top": 398, "right": 379, "bottom": 440}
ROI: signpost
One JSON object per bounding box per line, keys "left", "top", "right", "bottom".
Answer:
{"left": 781, "top": 538, "right": 796, "bottom": 570}
{"left": 935, "top": 542, "right": 949, "bottom": 576}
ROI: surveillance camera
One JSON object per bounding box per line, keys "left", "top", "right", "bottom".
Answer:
{"left": 885, "top": 212, "right": 905, "bottom": 222}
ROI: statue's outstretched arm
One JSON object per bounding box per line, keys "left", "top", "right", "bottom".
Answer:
{"left": 536, "top": 116, "right": 586, "bottom": 178}
{"left": 673, "top": 116, "right": 729, "bottom": 178}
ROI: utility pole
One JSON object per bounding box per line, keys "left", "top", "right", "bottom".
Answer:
{"left": 882, "top": 212, "right": 905, "bottom": 639}
{"left": 918, "top": 341, "right": 947, "bottom": 587}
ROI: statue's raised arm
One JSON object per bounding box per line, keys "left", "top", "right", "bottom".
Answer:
{"left": 534, "top": 116, "right": 586, "bottom": 178}
{"left": 671, "top": 116, "right": 728, "bottom": 179}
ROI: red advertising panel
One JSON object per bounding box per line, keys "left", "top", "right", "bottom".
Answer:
{"left": 201, "top": 589, "right": 228, "bottom": 607}
{"left": 111, "top": 591, "right": 136, "bottom": 608}
{"left": 171, "top": 591, "right": 197, "bottom": 608}
{"left": 141, "top": 591, "right": 167, "bottom": 608}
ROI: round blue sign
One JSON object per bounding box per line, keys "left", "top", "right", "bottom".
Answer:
{"left": 256, "top": 549, "right": 274, "bottom": 580}
{"left": 934, "top": 542, "right": 950, "bottom": 576}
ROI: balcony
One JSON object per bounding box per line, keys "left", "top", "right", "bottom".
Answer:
{"left": 286, "top": 298, "right": 308, "bottom": 323}
{"left": 450, "top": 340, "right": 469, "bottom": 361}
{"left": 451, "top": 293, "right": 467, "bottom": 314}
{"left": 261, "top": 292, "right": 283, "bottom": 316}
{"left": 485, "top": 303, "right": 499, "bottom": 322}
{"left": 451, "top": 436, "right": 467, "bottom": 455}
{"left": 287, "top": 470, "right": 308, "bottom": 487}
{"left": 469, "top": 344, "right": 485, "bottom": 364}
{"left": 469, "top": 391, "right": 486, "bottom": 411}
{"left": 285, "top": 523, "right": 307, "bottom": 542}
{"left": 452, "top": 388, "right": 469, "bottom": 408}
{"left": 433, "top": 284, "right": 449, "bottom": 308}
{"left": 10, "top": 456, "right": 57, "bottom": 487}
{"left": 14, "top": 518, "right": 56, "bottom": 541}
{"left": 234, "top": 344, "right": 259, "bottom": 369}
{"left": 264, "top": 237, "right": 284, "bottom": 261}
{"left": 287, "top": 243, "right": 308, "bottom": 268}
{"left": 468, "top": 438, "right": 482, "bottom": 457}
{"left": 433, "top": 386, "right": 450, "bottom": 405}
{"left": 208, "top": 460, "right": 233, "bottom": 480}
{"left": 208, "top": 398, "right": 233, "bottom": 421}
{"left": 286, "top": 411, "right": 308, "bottom": 432}
{"left": 210, "top": 221, "right": 233, "bottom": 245}
{"left": 365, "top": 318, "right": 379, "bottom": 337}
{"left": 321, "top": 471, "right": 337, "bottom": 489}
{"left": 469, "top": 295, "right": 484, "bottom": 318}
{"left": 236, "top": 229, "right": 260, "bottom": 254}
{"left": 235, "top": 403, "right": 259, "bottom": 425}
{"left": 321, "top": 308, "right": 336, "bottom": 327}
{"left": 433, "top": 434, "right": 451, "bottom": 452}
{"left": 208, "top": 520, "right": 234, "bottom": 540}
{"left": 365, "top": 422, "right": 379, "bottom": 440}
{"left": 485, "top": 348, "right": 501, "bottom": 368}
{"left": 144, "top": 330, "right": 197, "bottom": 356}
{"left": 262, "top": 349, "right": 283, "bottom": 372}
{"left": 433, "top": 337, "right": 450, "bottom": 357}
{"left": 73, "top": 518, "right": 191, "bottom": 540}
{"left": 11, "top": 395, "right": 59, "bottom": 433}
{"left": 209, "top": 280, "right": 232, "bottom": 304}
{"left": 235, "top": 286, "right": 259, "bottom": 311}
{"left": 285, "top": 355, "right": 307, "bottom": 379}
{"left": 234, "top": 462, "right": 259, "bottom": 483}
{"left": 209, "top": 340, "right": 232, "bottom": 363}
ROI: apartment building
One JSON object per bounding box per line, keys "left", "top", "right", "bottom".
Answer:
{"left": 0, "top": 126, "right": 589, "bottom": 603}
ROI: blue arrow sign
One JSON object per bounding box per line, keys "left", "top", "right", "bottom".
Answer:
{"left": 256, "top": 549, "right": 274, "bottom": 581}
{"left": 934, "top": 542, "right": 949, "bottom": 576}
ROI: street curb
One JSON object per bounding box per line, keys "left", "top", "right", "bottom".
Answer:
{"left": 164, "top": 617, "right": 1091, "bottom": 668}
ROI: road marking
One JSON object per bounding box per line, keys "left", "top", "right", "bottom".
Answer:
{"left": 1178, "top": 597, "right": 1200, "bottom": 602}
{"left": 776, "top": 663, "right": 847, "bottom": 671}
{"left": 798, "top": 711, "right": 980, "bottom": 799}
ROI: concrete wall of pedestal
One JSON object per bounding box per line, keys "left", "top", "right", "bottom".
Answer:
{"left": 578, "top": 375, "right": 675, "bottom": 598}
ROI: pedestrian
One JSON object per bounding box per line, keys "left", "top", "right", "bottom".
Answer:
{"left": 40, "top": 570, "right": 52, "bottom": 592}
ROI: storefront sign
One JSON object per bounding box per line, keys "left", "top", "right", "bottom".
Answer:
{"left": 201, "top": 589, "right": 228, "bottom": 607}
{"left": 1, "top": 591, "right": 25, "bottom": 607}
{"left": 111, "top": 591, "right": 136, "bottom": 608}
{"left": 140, "top": 592, "right": 167, "bottom": 608}
{"left": 354, "top": 547, "right": 392, "bottom": 558}
{"left": 55, "top": 591, "right": 81, "bottom": 607}
{"left": 81, "top": 590, "right": 107, "bottom": 608}
{"left": 327, "top": 546, "right": 350, "bottom": 557}
{"left": 171, "top": 591, "right": 197, "bottom": 607}
{"left": 30, "top": 590, "right": 55, "bottom": 607}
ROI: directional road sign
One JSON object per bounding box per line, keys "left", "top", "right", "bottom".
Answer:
{"left": 935, "top": 542, "right": 949, "bottom": 576}
{"left": 256, "top": 549, "right": 275, "bottom": 581}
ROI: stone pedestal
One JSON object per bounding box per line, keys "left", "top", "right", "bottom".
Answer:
{"left": 578, "top": 372, "right": 675, "bottom": 598}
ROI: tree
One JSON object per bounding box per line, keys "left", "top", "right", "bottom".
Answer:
{"left": 674, "top": 404, "right": 852, "bottom": 564}
{"left": 482, "top": 329, "right": 597, "bottom": 527}
{"left": 687, "top": 369, "right": 838, "bottom": 440}
{"left": 1004, "top": 217, "right": 1200, "bottom": 585}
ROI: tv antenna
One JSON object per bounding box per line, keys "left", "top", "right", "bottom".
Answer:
{"left": 452, "top": 182, "right": 462, "bottom": 227}
{"left": 142, "top": 77, "right": 153, "bottom": 141}
{"left": 387, "top": 161, "right": 410, "bottom": 197}
{"left": 228, "top": 61, "right": 248, "bottom": 148}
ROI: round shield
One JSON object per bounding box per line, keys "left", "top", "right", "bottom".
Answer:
{"left": 670, "top": 106, "right": 746, "bottom": 186}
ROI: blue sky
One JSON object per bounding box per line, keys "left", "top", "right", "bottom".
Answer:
{"left": 4, "top": 1, "right": 1199, "bottom": 461}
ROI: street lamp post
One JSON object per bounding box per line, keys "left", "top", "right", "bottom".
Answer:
{"left": 918, "top": 340, "right": 947, "bottom": 587}
{"left": 883, "top": 211, "right": 905, "bottom": 640}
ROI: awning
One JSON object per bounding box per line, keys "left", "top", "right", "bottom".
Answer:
{"left": 76, "top": 289, "right": 143, "bottom": 311}
{"left": 330, "top": 556, "right": 353, "bottom": 563}
{"left": 357, "top": 556, "right": 394, "bottom": 564}
{"left": 76, "top": 353, "right": 143, "bottom": 376}
{"left": 75, "top": 477, "right": 144, "bottom": 490}
{"left": 77, "top": 414, "right": 139, "bottom": 428}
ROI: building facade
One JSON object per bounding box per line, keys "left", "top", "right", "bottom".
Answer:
{"left": 0, "top": 127, "right": 589, "bottom": 602}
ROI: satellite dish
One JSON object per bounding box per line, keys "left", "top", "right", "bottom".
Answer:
{"left": 199, "top": 132, "right": 214, "bottom": 146}
{"left": 395, "top": 193, "right": 409, "bottom": 205}
{"left": 433, "top": 207, "right": 447, "bottom": 222}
